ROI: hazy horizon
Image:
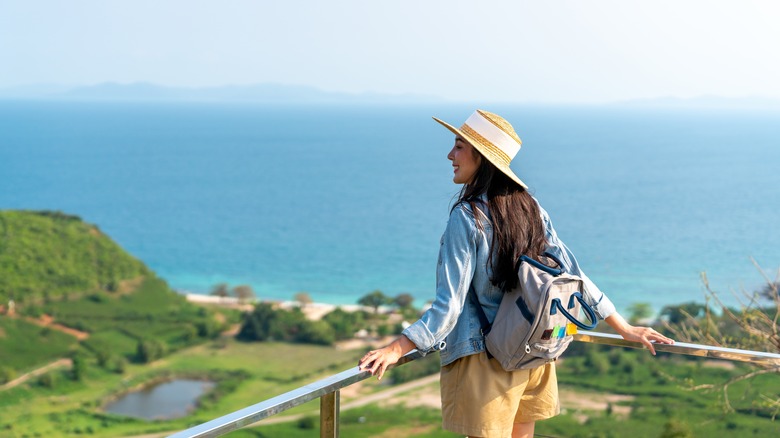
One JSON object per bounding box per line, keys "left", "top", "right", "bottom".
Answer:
{"left": 4, "top": 81, "right": 780, "bottom": 110}
{"left": 3, "top": 1, "right": 780, "bottom": 105}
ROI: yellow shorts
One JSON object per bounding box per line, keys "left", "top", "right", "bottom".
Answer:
{"left": 440, "top": 351, "right": 559, "bottom": 438}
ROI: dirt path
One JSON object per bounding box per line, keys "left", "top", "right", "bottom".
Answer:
{"left": 0, "top": 358, "right": 72, "bottom": 391}
{"left": 22, "top": 314, "right": 90, "bottom": 340}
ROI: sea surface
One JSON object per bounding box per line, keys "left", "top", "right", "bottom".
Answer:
{"left": 1, "top": 100, "right": 779, "bottom": 314}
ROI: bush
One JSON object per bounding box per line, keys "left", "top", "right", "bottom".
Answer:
{"left": 584, "top": 349, "right": 610, "bottom": 375}
{"left": 0, "top": 367, "right": 16, "bottom": 384}
{"left": 96, "top": 349, "right": 112, "bottom": 369}
{"left": 24, "top": 305, "right": 44, "bottom": 318}
{"left": 136, "top": 339, "right": 168, "bottom": 363}
{"left": 376, "top": 323, "right": 391, "bottom": 337}
{"left": 389, "top": 353, "right": 441, "bottom": 384}
{"left": 322, "top": 308, "right": 367, "bottom": 340}
{"left": 71, "top": 355, "right": 87, "bottom": 381}
{"left": 297, "top": 416, "right": 317, "bottom": 430}
{"left": 112, "top": 357, "right": 127, "bottom": 374}
{"left": 196, "top": 320, "right": 221, "bottom": 338}
{"left": 238, "top": 303, "right": 336, "bottom": 345}
{"left": 38, "top": 372, "right": 57, "bottom": 388}
{"left": 296, "top": 320, "right": 335, "bottom": 345}
{"left": 660, "top": 419, "right": 693, "bottom": 438}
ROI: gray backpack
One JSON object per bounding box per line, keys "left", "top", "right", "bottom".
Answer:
{"left": 471, "top": 253, "right": 598, "bottom": 371}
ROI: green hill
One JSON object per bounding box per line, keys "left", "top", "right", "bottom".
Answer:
{"left": 0, "top": 210, "right": 148, "bottom": 303}
{"left": 0, "top": 210, "right": 226, "bottom": 377}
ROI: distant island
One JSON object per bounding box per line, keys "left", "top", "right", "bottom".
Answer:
{"left": 615, "top": 95, "right": 780, "bottom": 110}
{"left": 0, "top": 82, "right": 445, "bottom": 104}
{"left": 1, "top": 82, "right": 780, "bottom": 109}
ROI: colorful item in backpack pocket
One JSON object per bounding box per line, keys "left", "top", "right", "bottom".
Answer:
{"left": 540, "top": 324, "right": 576, "bottom": 340}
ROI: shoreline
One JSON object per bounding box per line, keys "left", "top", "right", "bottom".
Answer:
{"left": 184, "top": 293, "right": 397, "bottom": 321}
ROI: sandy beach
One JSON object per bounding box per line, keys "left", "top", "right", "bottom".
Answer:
{"left": 184, "top": 293, "right": 400, "bottom": 321}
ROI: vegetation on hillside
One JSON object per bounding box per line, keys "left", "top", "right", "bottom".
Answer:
{"left": 0, "top": 210, "right": 148, "bottom": 303}
{"left": 0, "top": 318, "right": 78, "bottom": 381}
{"left": 0, "top": 210, "right": 227, "bottom": 377}
{"left": 2, "top": 208, "right": 777, "bottom": 436}
{"left": 235, "top": 290, "right": 417, "bottom": 347}
{"left": 660, "top": 270, "right": 780, "bottom": 419}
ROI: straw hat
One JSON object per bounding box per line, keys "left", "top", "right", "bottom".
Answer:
{"left": 433, "top": 110, "right": 527, "bottom": 189}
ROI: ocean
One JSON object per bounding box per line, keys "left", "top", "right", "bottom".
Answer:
{"left": 1, "top": 100, "right": 779, "bottom": 315}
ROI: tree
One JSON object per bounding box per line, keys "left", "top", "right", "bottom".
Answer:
{"left": 136, "top": 339, "right": 167, "bottom": 363}
{"left": 358, "top": 290, "right": 390, "bottom": 314}
{"left": 294, "top": 292, "right": 313, "bottom": 308}
{"left": 393, "top": 293, "right": 415, "bottom": 309}
{"left": 71, "top": 355, "right": 87, "bottom": 381}
{"left": 232, "top": 284, "right": 256, "bottom": 303}
{"left": 210, "top": 283, "right": 229, "bottom": 298}
{"left": 660, "top": 302, "right": 705, "bottom": 325}
{"left": 626, "top": 302, "right": 654, "bottom": 324}
{"left": 759, "top": 281, "right": 779, "bottom": 301}
{"left": 237, "top": 303, "right": 277, "bottom": 341}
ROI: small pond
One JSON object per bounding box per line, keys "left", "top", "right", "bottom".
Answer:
{"left": 103, "top": 379, "right": 216, "bottom": 420}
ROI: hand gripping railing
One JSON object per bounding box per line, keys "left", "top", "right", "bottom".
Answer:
{"left": 168, "top": 332, "right": 780, "bottom": 438}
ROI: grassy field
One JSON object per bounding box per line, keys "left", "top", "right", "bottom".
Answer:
{"left": 2, "top": 332, "right": 779, "bottom": 437}
{"left": 2, "top": 266, "right": 778, "bottom": 437}
{"left": 227, "top": 404, "right": 460, "bottom": 438}
{"left": 234, "top": 344, "right": 780, "bottom": 438}
{"left": 0, "top": 337, "right": 365, "bottom": 437}
{"left": 0, "top": 318, "right": 78, "bottom": 374}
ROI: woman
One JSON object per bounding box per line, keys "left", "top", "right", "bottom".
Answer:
{"left": 358, "top": 110, "right": 673, "bottom": 438}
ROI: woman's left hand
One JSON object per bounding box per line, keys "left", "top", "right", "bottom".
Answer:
{"left": 618, "top": 325, "right": 674, "bottom": 355}
{"left": 605, "top": 313, "right": 674, "bottom": 355}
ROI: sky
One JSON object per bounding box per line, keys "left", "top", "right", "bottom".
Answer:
{"left": 2, "top": 1, "right": 780, "bottom": 103}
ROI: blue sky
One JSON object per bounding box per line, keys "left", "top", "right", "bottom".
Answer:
{"left": 2, "top": 1, "right": 780, "bottom": 103}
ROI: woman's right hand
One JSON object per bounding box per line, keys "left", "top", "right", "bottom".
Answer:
{"left": 358, "top": 335, "right": 416, "bottom": 380}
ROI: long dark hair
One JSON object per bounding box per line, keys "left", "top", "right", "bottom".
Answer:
{"left": 455, "top": 156, "right": 547, "bottom": 292}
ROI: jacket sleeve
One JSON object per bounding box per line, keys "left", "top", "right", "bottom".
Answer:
{"left": 539, "top": 204, "right": 617, "bottom": 320}
{"left": 402, "top": 205, "right": 478, "bottom": 354}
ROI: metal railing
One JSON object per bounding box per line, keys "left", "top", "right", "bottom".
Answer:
{"left": 168, "top": 332, "right": 780, "bottom": 438}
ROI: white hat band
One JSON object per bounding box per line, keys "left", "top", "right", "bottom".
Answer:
{"left": 463, "top": 111, "right": 521, "bottom": 160}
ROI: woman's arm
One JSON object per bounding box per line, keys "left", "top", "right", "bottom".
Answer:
{"left": 359, "top": 205, "right": 479, "bottom": 379}
{"left": 538, "top": 205, "right": 618, "bottom": 320}
{"left": 538, "top": 202, "right": 674, "bottom": 353}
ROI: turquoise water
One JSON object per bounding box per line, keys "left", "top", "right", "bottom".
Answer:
{"left": 1, "top": 101, "right": 778, "bottom": 313}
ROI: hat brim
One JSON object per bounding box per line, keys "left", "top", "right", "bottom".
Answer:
{"left": 433, "top": 117, "right": 528, "bottom": 189}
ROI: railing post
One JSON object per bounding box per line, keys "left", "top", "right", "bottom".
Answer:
{"left": 320, "top": 390, "right": 340, "bottom": 438}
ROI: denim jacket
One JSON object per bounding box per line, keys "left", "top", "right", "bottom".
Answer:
{"left": 402, "top": 198, "right": 617, "bottom": 366}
